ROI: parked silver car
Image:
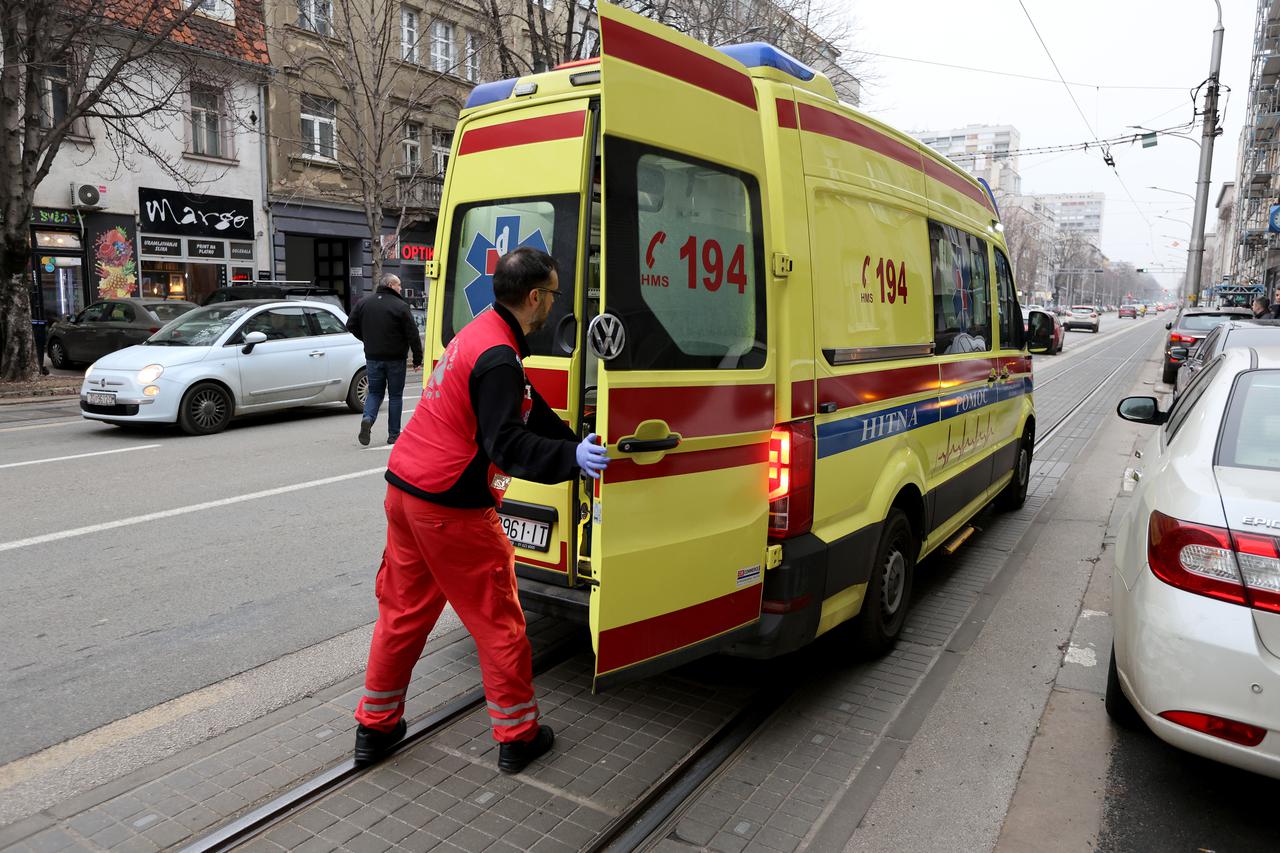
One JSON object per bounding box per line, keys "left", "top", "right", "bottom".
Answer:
{"left": 79, "top": 300, "right": 369, "bottom": 435}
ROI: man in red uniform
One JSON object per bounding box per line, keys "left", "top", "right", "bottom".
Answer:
{"left": 353, "top": 247, "right": 609, "bottom": 773}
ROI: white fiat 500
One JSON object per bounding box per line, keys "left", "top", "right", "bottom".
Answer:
{"left": 80, "top": 300, "right": 369, "bottom": 435}
{"left": 1110, "top": 346, "right": 1280, "bottom": 778}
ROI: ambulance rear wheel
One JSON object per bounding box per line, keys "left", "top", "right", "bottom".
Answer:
{"left": 852, "top": 509, "right": 915, "bottom": 658}
{"left": 996, "top": 430, "right": 1032, "bottom": 512}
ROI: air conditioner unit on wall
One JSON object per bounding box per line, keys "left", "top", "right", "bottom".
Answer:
{"left": 71, "top": 183, "right": 103, "bottom": 209}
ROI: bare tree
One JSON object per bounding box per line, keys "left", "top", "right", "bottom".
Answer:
{"left": 484, "top": 0, "right": 598, "bottom": 75}
{"left": 0, "top": 0, "right": 224, "bottom": 381}
{"left": 274, "top": 0, "right": 495, "bottom": 287}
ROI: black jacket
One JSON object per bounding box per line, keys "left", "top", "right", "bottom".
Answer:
{"left": 346, "top": 286, "right": 424, "bottom": 363}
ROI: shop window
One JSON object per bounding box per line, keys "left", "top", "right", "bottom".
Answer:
{"left": 34, "top": 230, "right": 82, "bottom": 250}
{"left": 401, "top": 7, "right": 419, "bottom": 63}
{"left": 300, "top": 95, "right": 337, "bottom": 160}
{"left": 297, "top": 0, "right": 332, "bottom": 36}
{"left": 465, "top": 31, "right": 481, "bottom": 82}
{"left": 308, "top": 308, "right": 347, "bottom": 335}
{"left": 928, "top": 220, "right": 991, "bottom": 355}
{"left": 190, "top": 85, "right": 226, "bottom": 158}
{"left": 431, "top": 20, "right": 456, "bottom": 74}
{"left": 431, "top": 128, "right": 451, "bottom": 176}
{"left": 403, "top": 121, "right": 421, "bottom": 172}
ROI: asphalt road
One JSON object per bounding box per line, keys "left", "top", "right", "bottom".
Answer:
{"left": 0, "top": 314, "right": 1166, "bottom": 768}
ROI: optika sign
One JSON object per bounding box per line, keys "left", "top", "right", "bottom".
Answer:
{"left": 400, "top": 243, "right": 434, "bottom": 262}
{"left": 138, "top": 188, "right": 253, "bottom": 240}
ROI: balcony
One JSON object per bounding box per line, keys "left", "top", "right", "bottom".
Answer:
{"left": 395, "top": 173, "right": 443, "bottom": 211}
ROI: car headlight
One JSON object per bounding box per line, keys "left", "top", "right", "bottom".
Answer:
{"left": 136, "top": 364, "right": 164, "bottom": 384}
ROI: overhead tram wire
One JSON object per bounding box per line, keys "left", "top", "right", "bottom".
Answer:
{"left": 848, "top": 50, "right": 1190, "bottom": 91}
{"left": 1016, "top": 0, "right": 1155, "bottom": 246}
{"left": 942, "top": 120, "right": 1198, "bottom": 163}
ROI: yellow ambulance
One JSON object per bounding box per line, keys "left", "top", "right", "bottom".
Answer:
{"left": 424, "top": 2, "right": 1047, "bottom": 689}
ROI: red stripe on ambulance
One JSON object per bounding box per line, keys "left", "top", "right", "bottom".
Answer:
{"left": 458, "top": 110, "right": 587, "bottom": 156}
{"left": 791, "top": 379, "right": 815, "bottom": 417}
{"left": 600, "top": 17, "right": 757, "bottom": 110}
{"left": 817, "top": 365, "right": 940, "bottom": 410}
{"left": 515, "top": 541, "right": 567, "bottom": 573}
{"left": 606, "top": 383, "right": 775, "bottom": 444}
{"left": 606, "top": 442, "right": 767, "bottom": 483}
{"left": 776, "top": 98, "right": 798, "bottom": 129}
{"left": 941, "top": 358, "right": 998, "bottom": 386}
{"left": 525, "top": 367, "right": 568, "bottom": 410}
{"left": 596, "top": 586, "right": 761, "bottom": 674}
{"left": 796, "top": 103, "right": 994, "bottom": 213}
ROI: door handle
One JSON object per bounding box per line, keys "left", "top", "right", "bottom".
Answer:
{"left": 617, "top": 435, "right": 681, "bottom": 453}
{"left": 1000, "top": 366, "right": 1011, "bottom": 379}
{"left": 987, "top": 369, "right": 998, "bottom": 383}
{"left": 309, "top": 351, "right": 325, "bottom": 358}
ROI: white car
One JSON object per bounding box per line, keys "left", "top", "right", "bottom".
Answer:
{"left": 80, "top": 300, "right": 369, "bottom": 435}
{"left": 1064, "top": 305, "right": 1101, "bottom": 333}
{"left": 1110, "top": 346, "right": 1280, "bottom": 778}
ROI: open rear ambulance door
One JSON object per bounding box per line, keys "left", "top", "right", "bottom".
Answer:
{"left": 433, "top": 95, "right": 595, "bottom": 586}
{"left": 589, "top": 3, "right": 776, "bottom": 689}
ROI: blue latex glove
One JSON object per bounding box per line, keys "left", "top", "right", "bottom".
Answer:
{"left": 576, "top": 434, "right": 610, "bottom": 479}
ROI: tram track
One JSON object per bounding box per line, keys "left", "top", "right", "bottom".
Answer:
{"left": 181, "top": 323, "right": 1165, "bottom": 853}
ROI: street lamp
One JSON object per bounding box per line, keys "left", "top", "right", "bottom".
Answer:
{"left": 1147, "top": 186, "right": 1197, "bottom": 202}
{"left": 1157, "top": 214, "right": 1192, "bottom": 227}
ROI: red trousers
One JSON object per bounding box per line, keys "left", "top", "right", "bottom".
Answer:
{"left": 355, "top": 485, "right": 539, "bottom": 743}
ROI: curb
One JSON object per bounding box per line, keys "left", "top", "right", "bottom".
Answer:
{"left": 0, "top": 387, "right": 80, "bottom": 405}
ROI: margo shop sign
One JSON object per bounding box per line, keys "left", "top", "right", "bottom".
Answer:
{"left": 138, "top": 188, "right": 254, "bottom": 241}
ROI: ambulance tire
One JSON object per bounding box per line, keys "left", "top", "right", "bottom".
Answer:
{"left": 995, "top": 430, "right": 1032, "bottom": 512}
{"left": 851, "top": 509, "right": 915, "bottom": 658}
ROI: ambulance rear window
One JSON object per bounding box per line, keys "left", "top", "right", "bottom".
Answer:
{"left": 601, "top": 136, "right": 766, "bottom": 371}
{"left": 441, "top": 194, "right": 580, "bottom": 356}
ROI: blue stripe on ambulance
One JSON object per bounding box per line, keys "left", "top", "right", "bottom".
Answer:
{"left": 816, "top": 378, "right": 1031, "bottom": 460}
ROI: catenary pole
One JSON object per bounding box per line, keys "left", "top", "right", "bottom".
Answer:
{"left": 1186, "top": 1, "right": 1224, "bottom": 305}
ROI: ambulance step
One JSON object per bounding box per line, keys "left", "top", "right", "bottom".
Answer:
{"left": 942, "top": 525, "right": 977, "bottom": 555}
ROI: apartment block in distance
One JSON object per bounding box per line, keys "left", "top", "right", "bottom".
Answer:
{"left": 912, "top": 124, "right": 1021, "bottom": 195}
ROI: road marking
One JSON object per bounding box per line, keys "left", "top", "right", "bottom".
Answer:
{"left": 0, "top": 467, "right": 385, "bottom": 553}
{"left": 361, "top": 445, "right": 395, "bottom": 452}
{"left": 0, "top": 418, "right": 83, "bottom": 433}
{"left": 0, "top": 444, "right": 160, "bottom": 470}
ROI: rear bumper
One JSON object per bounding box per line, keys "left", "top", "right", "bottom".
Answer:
{"left": 516, "top": 573, "right": 589, "bottom": 624}
{"left": 725, "top": 534, "right": 829, "bottom": 659}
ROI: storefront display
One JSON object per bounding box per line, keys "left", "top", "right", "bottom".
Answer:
{"left": 137, "top": 187, "right": 255, "bottom": 305}
{"left": 29, "top": 209, "right": 87, "bottom": 322}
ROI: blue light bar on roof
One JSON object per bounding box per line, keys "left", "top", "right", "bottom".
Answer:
{"left": 718, "top": 43, "right": 816, "bottom": 82}
{"left": 465, "top": 78, "right": 517, "bottom": 109}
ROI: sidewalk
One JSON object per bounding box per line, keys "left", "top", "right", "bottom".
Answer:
{"left": 0, "top": 362, "right": 83, "bottom": 403}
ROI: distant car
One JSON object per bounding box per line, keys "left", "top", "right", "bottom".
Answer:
{"left": 1174, "top": 320, "right": 1280, "bottom": 396}
{"left": 79, "top": 300, "right": 368, "bottom": 435}
{"left": 1064, "top": 305, "right": 1101, "bottom": 333}
{"left": 1119, "top": 304, "right": 1138, "bottom": 319}
{"left": 1109, "top": 346, "right": 1280, "bottom": 779}
{"left": 203, "top": 285, "right": 343, "bottom": 309}
{"left": 1022, "top": 307, "right": 1063, "bottom": 354}
{"left": 1161, "top": 307, "right": 1253, "bottom": 384}
{"left": 47, "top": 298, "right": 197, "bottom": 369}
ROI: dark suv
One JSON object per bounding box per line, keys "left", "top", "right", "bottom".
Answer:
{"left": 1161, "top": 306, "right": 1252, "bottom": 384}
{"left": 1173, "top": 319, "right": 1280, "bottom": 396}
{"left": 203, "top": 285, "right": 343, "bottom": 308}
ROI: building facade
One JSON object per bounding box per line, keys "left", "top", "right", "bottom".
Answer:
{"left": 1213, "top": 181, "right": 1236, "bottom": 288}
{"left": 912, "top": 125, "right": 1021, "bottom": 196}
{"left": 28, "top": 2, "right": 272, "bottom": 322}
{"left": 1035, "top": 192, "right": 1105, "bottom": 246}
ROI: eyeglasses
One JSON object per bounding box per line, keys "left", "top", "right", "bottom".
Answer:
{"left": 535, "top": 288, "right": 565, "bottom": 301}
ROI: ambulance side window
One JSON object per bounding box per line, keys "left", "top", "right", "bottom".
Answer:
{"left": 602, "top": 136, "right": 767, "bottom": 371}
{"left": 928, "top": 221, "right": 991, "bottom": 355}
{"left": 994, "top": 249, "right": 1024, "bottom": 350}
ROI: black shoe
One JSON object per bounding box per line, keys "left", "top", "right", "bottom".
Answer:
{"left": 357, "top": 417, "right": 372, "bottom": 447}
{"left": 498, "top": 725, "right": 554, "bottom": 774}
{"left": 387, "top": 435, "right": 398, "bottom": 445}
{"left": 353, "top": 719, "right": 406, "bottom": 767}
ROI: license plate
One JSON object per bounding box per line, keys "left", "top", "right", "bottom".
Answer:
{"left": 499, "top": 514, "right": 551, "bottom": 552}
{"left": 87, "top": 391, "right": 116, "bottom": 406}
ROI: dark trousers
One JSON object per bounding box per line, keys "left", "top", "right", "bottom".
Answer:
{"left": 363, "top": 359, "right": 407, "bottom": 437}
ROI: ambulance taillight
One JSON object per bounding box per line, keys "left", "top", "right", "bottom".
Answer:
{"left": 768, "top": 422, "right": 814, "bottom": 539}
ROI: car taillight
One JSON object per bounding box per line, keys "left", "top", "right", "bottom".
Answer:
{"left": 1147, "top": 511, "right": 1280, "bottom": 612}
{"left": 768, "top": 421, "right": 814, "bottom": 539}
{"left": 1169, "top": 333, "right": 1197, "bottom": 344}
{"left": 1158, "top": 710, "right": 1267, "bottom": 746}
{"left": 148, "top": 326, "right": 161, "bottom": 334}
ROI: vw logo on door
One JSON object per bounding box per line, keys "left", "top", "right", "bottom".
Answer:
{"left": 588, "top": 314, "right": 626, "bottom": 361}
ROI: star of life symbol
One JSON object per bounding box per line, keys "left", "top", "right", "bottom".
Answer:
{"left": 463, "top": 215, "right": 549, "bottom": 317}
{"left": 424, "top": 346, "right": 454, "bottom": 400}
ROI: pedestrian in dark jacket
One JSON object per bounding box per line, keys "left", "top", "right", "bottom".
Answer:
{"left": 350, "top": 247, "right": 609, "bottom": 774}
{"left": 1253, "top": 296, "right": 1270, "bottom": 319}
{"left": 346, "top": 274, "right": 424, "bottom": 445}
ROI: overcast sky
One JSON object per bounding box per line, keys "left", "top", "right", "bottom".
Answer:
{"left": 845, "top": 0, "right": 1255, "bottom": 289}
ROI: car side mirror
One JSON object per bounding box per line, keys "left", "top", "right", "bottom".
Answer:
{"left": 1025, "top": 310, "right": 1053, "bottom": 354}
{"left": 1169, "top": 346, "right": 1189, "bottom": 360}
{"left": 1116, "top": 396, "right": 1168, "bottom": 425}
{"left": 1165, "top": 322, "right": 1172, "bottom": 330}
{"left": 241, "top": 330, "right": 268, "bottom": 354}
